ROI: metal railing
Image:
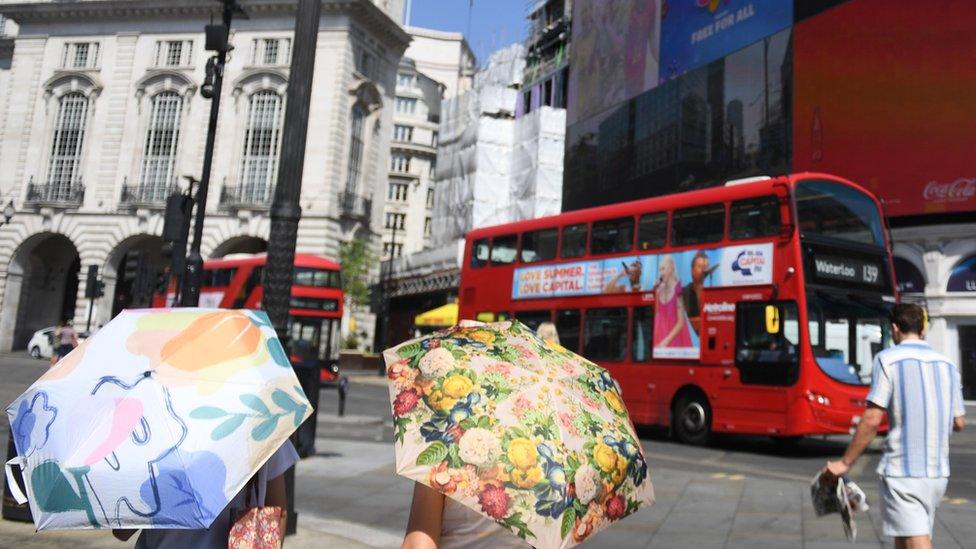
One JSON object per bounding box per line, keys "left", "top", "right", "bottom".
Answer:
{"left": 338, "top": 191, "right": 372, "bottom": 220}
{"left": 120, "top": 182, "right": 174, "bottom": 206}
{"left": 219, "top": 184, "right": 272, "bottom": 209}
{"left": 25, "top": 180, "right": 85, "bottom": 206}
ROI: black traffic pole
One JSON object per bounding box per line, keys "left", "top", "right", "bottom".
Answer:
{"left": 181, "top": 0, "right": 236, "bottom": 307}
{"left": 376, "top": 222, "right": 398, "bottom": 374}
{"left": 262, "top": 0, "right": 322, "bottom": 534}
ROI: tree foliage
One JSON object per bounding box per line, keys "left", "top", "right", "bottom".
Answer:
{"left": 339, "top": 238, "right": 377, "bottom": 311}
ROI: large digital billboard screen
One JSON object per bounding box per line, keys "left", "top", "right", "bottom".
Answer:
{"left": 567, "top": 0, "right": 661, "bottom": 126}
{"left": 792, "top": 0, "right": 976, "bottom": 217}
{"left": 659, "top": 0, "right": 792, "bottom": 83}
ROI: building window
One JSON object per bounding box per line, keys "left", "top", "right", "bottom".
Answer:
{"left": 0, "top": 15, "right": 7, "bottom": 37}
{"left": 385, "top": 212, "right": 406, "bottom": 230}
{"left": 424, "top": 217, "right": 432, "bottom": 237}
{"left": 395, "top": 97, "right": 417, "bottom": 114}
{"left": 345, "top": 104, "right": 366, "bottom": 194}
{"left": 388, "top": 182, "right": 408, "bottom": 202}
{"left": 397, "top": 72, "right": 415, "bottom": 88}
{"left": 426, "top": 188, "right": 434, "bottom": 209}
{"left": 47, "top": 92, "right": 89, "bottom": 196}
{"left": 356, "top": 49, "right": 374, "bottom": 78}
{"left": 252, "top": 38, "right": 291, "bottom": 66}
{"left": 61, "top": 42, "right": 100, "bottom": 69}
{"left": 393, "top": 124, "right": 413, "bottom": 142}
{"left": 391, "top": 154, "right": 410, "bottom": 173}
{"left": 431, "top": 131, "right": 439, "bottom": 147}
{"left": 154, "top": 40, "right": 194, "bottom": 67}
{"left": 240, "top": 90, "right": 284, "bottom": 202}
{"left": 383, "top": 242, "right": 403, "bottom": 257}
{"left": 140, "top": 92, "right": 183, "bottom": 200}
{"left": 430, "top": 159, "right": 437, "bottom": 179}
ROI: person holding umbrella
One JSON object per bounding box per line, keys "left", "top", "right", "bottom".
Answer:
{"left": 387, "top": 320, "right": 653, "bottom": 549}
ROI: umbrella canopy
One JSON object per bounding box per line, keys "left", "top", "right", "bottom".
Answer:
{"left": 414, "top": 303, "right": 458, "bottom": 328}
{"left": 5, "top": 308, "right": 311, "bottom": 531}
{"left": 384, "top": 320, "right": 654, "bottom": 548}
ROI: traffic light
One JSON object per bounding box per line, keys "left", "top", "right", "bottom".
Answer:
{"left": 84, "top": 265, "right": 103, "bottom": 299}
{"left": 162, "top": 192, "right": 193, "bottom": 274}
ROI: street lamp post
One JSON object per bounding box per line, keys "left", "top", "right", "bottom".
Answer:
{"left": 262, "top": 0, "right": 322, "bottom": 534}
{"left": 181, "top": 0, "right": 236, "bottom": 307}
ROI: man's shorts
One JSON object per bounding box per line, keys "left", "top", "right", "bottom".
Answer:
{"left": 879, "top": 476, "right": 948, "bottom": 537}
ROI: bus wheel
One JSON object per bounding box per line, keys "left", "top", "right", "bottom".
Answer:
{"left": 673, "top": 393, "right": 711, "bottom": 446}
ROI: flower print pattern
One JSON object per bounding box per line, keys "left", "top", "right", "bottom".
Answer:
{"left": 384, "top": 320, "right": 653, "bottom": 548}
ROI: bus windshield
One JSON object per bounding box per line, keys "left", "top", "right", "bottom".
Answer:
{"left": 806, "top": 291, "right": 892, "bottom": 386}
{"left": 795, "top": 180, "right": 885, "bottom": 247}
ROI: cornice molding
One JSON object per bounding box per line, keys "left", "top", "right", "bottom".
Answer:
{"left": 1, "top": 0, "right": 410, "bottom": 50}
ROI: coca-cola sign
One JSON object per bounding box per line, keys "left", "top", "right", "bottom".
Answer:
{"left": 922, "top": 178, "right": 976, "bottom": 202}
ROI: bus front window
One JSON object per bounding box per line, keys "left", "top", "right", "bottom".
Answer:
{"left": 807, "top": 293, "right": 891, "bottom": 385}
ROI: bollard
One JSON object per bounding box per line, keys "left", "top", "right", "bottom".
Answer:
{"left": 337, "top": 376, "right": 348, "bottom": 417}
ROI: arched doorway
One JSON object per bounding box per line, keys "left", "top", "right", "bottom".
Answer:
{"left": 210, "top": 236, "right": 268, "bottom": 258}
{"left": 106, "top": 235, "right": 167, "bottom": 318}
{"left": 0, "top": 233, "right": 81, "bottom": 350}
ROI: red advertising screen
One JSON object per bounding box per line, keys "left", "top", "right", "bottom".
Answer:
{"left": 792, "top": 0, "right": 976, "bottom": 218}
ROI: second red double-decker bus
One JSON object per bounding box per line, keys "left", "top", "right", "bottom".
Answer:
{"left": 154, "top": 253, "right": 344, "bottom": 379}
{"left": 459, "top": 173, "right": 896, "bottom": 444}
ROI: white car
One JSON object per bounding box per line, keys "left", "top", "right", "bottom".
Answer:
{"left": 27, "top": 327, "right": 88, "bottom": 359}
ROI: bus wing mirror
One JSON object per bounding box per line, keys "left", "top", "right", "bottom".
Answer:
{"left": 765, "top": 305, "right": 780, "bottom": 334}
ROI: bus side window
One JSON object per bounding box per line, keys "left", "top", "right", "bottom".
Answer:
{"left": 471, "top": 238, "right": 490, "bottom": 267}
{"left": 729, "top": 196, "right": 781, "bottom": 240}
{"left": 583, "top": 308, "right": 627, "bottom": 362}
{"left": 637, "top": 213, "right": 667, "bottom": 250}
{"left": 234, "top": 266, "right": 263, "bottom": 308}
{"left": 671, "top": 204, "right": 725, "bottom": 246}
{"left": 631, "top": 307, "right": 653, "bottom": 362}
{"left": 556, "top": 309, "right": 581, "bottom": 353}
{"left": 515, "top": 310, "right": 552, "bottom": 332}
{"left": 560, "top": 224, "right": 587, "bottom": 258}
{"left": 521, "top": 228, "right": 558, "bottom": 263}
{"left": 491, "top": 234, "right": 518, "bottom": 265}
{"left": 591, "top": 217, "right": 634, "bottom": 255}
{"left": 735, "top": 301, "right": 799, "bottom": 386}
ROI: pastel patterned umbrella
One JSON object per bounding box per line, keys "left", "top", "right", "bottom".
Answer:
{"left": 384, "top": 320, "right": 654, "bottom": 549}
{"left": 4, "top": 308, "right": 311, "bottom": 531}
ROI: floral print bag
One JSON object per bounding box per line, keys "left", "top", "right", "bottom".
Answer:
{"left": 228, "top": 477, "right": 284, "bottom": 549}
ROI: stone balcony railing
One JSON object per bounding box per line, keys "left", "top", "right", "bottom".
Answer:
{"left": 25, "top": 180, "right": 85, "bottom": 207}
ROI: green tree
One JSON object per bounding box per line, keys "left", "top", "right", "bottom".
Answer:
{"left": 339, "top": 238, "right": 377, "bottom": 312}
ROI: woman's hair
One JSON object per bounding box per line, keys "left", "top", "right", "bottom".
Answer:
{"left": 536, "top": 322, "right": 560, "bottom": 345}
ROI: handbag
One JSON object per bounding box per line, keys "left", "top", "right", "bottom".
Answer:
{"left": 228, "top": 475, "right": 284, "bottom": 549}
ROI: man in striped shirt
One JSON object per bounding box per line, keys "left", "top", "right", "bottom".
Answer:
{"left": 825, "top": 303, "right": 965, "bottom": 549}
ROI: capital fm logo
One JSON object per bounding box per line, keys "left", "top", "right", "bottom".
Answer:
{"left": 697, "top": 0, "right": 730, "bottom": 13}
{"left": 732, "top": 249, "right": 767, "bottom": 277}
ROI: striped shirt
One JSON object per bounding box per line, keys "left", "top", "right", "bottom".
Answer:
{"left": 867, "top": 340, "right": 966, "bottom": 478}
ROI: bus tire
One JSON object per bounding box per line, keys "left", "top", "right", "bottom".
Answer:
{"left": 673, "top": 392, "right": 711, "bottom": 446}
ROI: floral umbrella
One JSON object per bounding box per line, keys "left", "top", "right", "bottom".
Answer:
{"left": 385, "top": 320, "right": 654, "bottom": 548}
{"left": 5, "top": 308, "right": 311, "bottom": 531}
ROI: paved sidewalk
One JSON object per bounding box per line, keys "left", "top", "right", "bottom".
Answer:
{"left": 2, "top": 437, "right": 973, "bottom": 548}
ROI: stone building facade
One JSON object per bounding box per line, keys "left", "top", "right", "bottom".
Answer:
{"left": 0, "top": 0, "right": 409, "bottom": 351}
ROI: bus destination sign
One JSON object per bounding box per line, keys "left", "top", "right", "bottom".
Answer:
{"left": 811, "top": 254, "right": 885, "bottom": 287}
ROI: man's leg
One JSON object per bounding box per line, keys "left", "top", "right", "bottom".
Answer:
{"left": 894, "top": 535, "right": 931, "bottom": 549}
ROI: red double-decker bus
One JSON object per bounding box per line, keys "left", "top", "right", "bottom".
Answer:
{"left": 153, "top": 253, "right": 344, "bottom": 380}
{"left": 460, "top": 173, "right": 896, "bottom": 444}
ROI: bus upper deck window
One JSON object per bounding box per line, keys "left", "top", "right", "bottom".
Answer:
{"left": 490, "top": 234, "right": 518, "bottom": 265}
{"left": 729, "top": 196, "right": 781, "bottom": 240}
{"left": 637, "top": 212, "right": 667, "bottom": 250}
{"left": 560, "top": 224, "right": 587, "bottom": 258}
{"left": 591, "top": 217, "right": 634, "bottom": 255}
{"left": 671, "top": 204, "right": 725, "bottom": 246}
{"left": 471, "top": 238, "right": 489, "bottom": 267}
{"left": 521, "top": 228, "right": 558, "bottom": 263}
